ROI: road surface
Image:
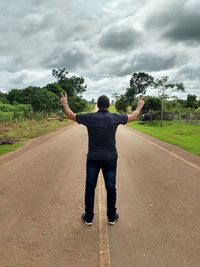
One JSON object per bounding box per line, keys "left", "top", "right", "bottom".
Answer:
{"left": 0, "top": 123, "right": 200, "bottom": 267}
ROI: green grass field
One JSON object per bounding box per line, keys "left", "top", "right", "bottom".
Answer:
{"left": 109, "top": 105, "right": 117, "bottom": 113}
{"left": 128, "top": 120, "right": 200, "bottom": 156}
{"left": 0, "top": 119, "right": 71, "bottom": 156}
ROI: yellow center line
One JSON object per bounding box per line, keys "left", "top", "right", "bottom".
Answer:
{"left": 98, "top": 171, "right": 111, "bottom": 267}
{"left": 125, "top": 127, "right": 200, "bottom": 172}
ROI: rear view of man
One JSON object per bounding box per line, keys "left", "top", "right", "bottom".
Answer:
{"left": 60, "top": 93, "right": 144, "bottom": 225}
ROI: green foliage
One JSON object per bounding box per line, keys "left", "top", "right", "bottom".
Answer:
{"left": 130, "top": 98, "right": 138, "bottom": 111}
{"left": 0, "top": 103, "right": 34, "bottom": 123}
{"left": 1, "top": 69, "right": 90, "bottom": 118}
{"left": 143, "top": 96, "right": 161, "bottom": 113}
{"left": 0, "top": 111, "right": 13, "bottom": 123}
{"left": 0, "top": 91, "right": 9, "bottom": 103}
{"left": 186, "top": 94, "right": 198, "bottom": 109}
{"left": 153, "top": 76, "right": 185, "bottom": 127}
{"left": 45, "top": 82, "right": 64, "bottom": 97}
{"left": 125, "top": 72, "right": 154, "bottom": 105}
{"left": 52, "top": 68, "right": 87, "bottom": 96}
{"left": 0, "top": 119, "right": 70, "bottom": 155}
{"left": 109, "top": 105, "right": 117, "bottom": 113}
{"left": 153, "top": 76, "right": 185, "bottom": 99}
{"left": 115, "top": 95, "right": 128, "bottom": 113}
{"left": 68, "top": 96, "right": 88, "bottom": 113}
{"left": 7, "top": 86, "right": 60, "bottom": 113}
{"left": 128, "top": 121, "right": 200, "bottom": 155}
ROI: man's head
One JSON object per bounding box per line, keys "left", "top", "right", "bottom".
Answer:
{"left": 97, "top": 95, "right": 110, "bottom": 109}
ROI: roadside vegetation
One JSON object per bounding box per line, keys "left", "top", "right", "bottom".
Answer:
{"left": 109, "top": 105, "right": 117, "bottom": 113}
{"left": 1, "top": 69, "right": 200, "bottom": 156}
{"left": 113, "top": 72, "right": 200, "bottom": 126}
{"left": 0, "top": 119, "right": 72, "bottom": 155}
{"left": 110, "top": 72, "right": 200, "bottom": 156}
{"left": 128, "top": 121, "right": 200, "bottom": 156}
{"left": 0, "top": 68, "right": 94, "bottom": 155}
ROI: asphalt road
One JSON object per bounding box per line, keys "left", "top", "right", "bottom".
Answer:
{"left": 0, "top": 123, "right": 200, "bottom": 267}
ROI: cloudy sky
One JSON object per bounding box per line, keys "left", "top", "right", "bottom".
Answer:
{"left": 0, "top": 0, "right": 200, "bottom": 100}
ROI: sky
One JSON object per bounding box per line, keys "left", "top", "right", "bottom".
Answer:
{"left": 0, "top": 0, "right": 200, "bottom": 100}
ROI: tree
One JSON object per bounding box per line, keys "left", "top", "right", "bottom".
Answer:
{"left": 143, "top": 96, "right": 161, "bottom": 122}
{"left": 52, "top": 68, "right": 87, "bottom": 96}
{"left": 186, "top": 94, "right": 198, "bottom": 109}
{"left": 45, "top": 83, "right": 64, "bottom": 97}
{"left": 112, "top": 93, "right": 120, "bottom": 101}
{"left": 7, "top": 86, "right": 60, "bottom": 114}
{"left": 125, "top": 72, "right": 154, "bottom": 105}
{"left": 90, "top": 98, "right": 95, "bottom": 104}
{"left": 153, "top": 76, "right": 184, "bottom": 127}
{"left": 0, "top": 91, "right": 9, "bottom": 104}
{"left": 68, "top": 96, "right": 88, "bottom": 113}
{"left": 198, "top": 99, "right": 200, "bottom": 108}
{"left": 115, "top": 95, "right": 128, "bottom": 113}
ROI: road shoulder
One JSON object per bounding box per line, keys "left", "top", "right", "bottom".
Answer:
{"left": 0, "top": 122, "right": 75, "bottom": 167}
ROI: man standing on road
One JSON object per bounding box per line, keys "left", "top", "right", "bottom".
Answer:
{"left": 60, "top": 93, "right": 144, "bottom": 225}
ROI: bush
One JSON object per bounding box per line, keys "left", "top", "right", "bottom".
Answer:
{"left": 0, "top": 111, "right": 14, "bottom": 123}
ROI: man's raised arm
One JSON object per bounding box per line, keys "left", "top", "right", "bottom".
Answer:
{"left": 127, "top": 96, "right": 145, "bottom": 123}
{"left": 60, "top": 92, "right": 77, "bottom": 121}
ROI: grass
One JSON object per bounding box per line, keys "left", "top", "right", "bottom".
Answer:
{"left": 0, "top": 143, "right": 24, "bottom": 155}
{"left": 109, "top": 105, "right": 117, "bottom": 113}
{"left": 0, "top": 119, "right": 71, "bottom": 155}
{"left": 128, "top": 120, "right": 200, "bottom": 156}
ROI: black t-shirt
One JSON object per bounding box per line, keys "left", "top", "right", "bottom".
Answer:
{"left": 76, "top": 110, "right": 128, "bottom": 160}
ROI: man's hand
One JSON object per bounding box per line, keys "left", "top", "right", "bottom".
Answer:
{"left": 127, "top": 95, "right": 145, "bottom": 123}
{"left": 137, "top": 95, "right": 145, "bottom": 109}
{"left": 60, "top": 92, "right": 77, "bottom": 121}
{"left": 60, "top": 92, "right": 68, "bottom": 107}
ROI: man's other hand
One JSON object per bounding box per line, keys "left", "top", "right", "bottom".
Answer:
{"left": 60, "top": 92, "right": 68, "bottom": 107}
{"left": 137, "top": 95, "right": 145, "bottom": 109}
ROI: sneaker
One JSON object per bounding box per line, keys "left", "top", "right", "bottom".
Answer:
{"left": 81, "top": 213, "right": 93, "bottom": 226}
{"left": 108, "top": 213, "right": 119, "bottom": 225}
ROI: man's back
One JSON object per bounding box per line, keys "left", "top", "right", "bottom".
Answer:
{"left": 76, "top": 110, "right": 128, "bottom": 160}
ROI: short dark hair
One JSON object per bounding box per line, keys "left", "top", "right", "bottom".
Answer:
{"left": 97, "top": 95, "right": 110, "bottom": 109}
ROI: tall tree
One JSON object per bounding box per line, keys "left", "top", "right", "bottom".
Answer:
{"left": 115, "top": 95, "right": 128, "bottom": 113}
{"left": 45, "top": 83, "right": 64, "bottom": 97}
{"left": 186, "top": 94, "right": 198, "bottom": 109}
{"left": 52, "top": 68, "right": 87, "bottom": 96}
{"left": 125, "top": 72, "right": 154, "bottom": 105}
{"left": 153, "top": 76, "right": 184, "bottom": 127}
{"left": 143, "top": 96, "right": 161, "bottom": 122}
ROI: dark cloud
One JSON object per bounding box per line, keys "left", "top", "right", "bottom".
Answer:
{"left": 145, "top": 1, "right": 200, "bottom": 43}
{"left": 42, "top": 49, "right": 89, "bottom": 70}
{"left": 163, "top": 13, "right": 200, "bottom": 43}
{"left": 98, "top": 53, "right": 179, "bottom": 78}
{"left": 176, "top": 65, "right": 200, "bottom": 80}
{"left": 99, "top": 27, "right": 141, "bottom": 51}
{"left": 133, "top": 53, "right": 178, "bottom": 72}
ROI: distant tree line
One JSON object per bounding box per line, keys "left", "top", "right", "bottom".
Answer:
{"left": 0, "top": 68, "right": 91, "bottom": 123}
{"left": 113, "top": 72, "right": 200, "bottom": 126}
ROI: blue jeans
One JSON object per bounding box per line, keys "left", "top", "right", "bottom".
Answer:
{"left": 85, "top": 158, "right": 117, "bottom": 221}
